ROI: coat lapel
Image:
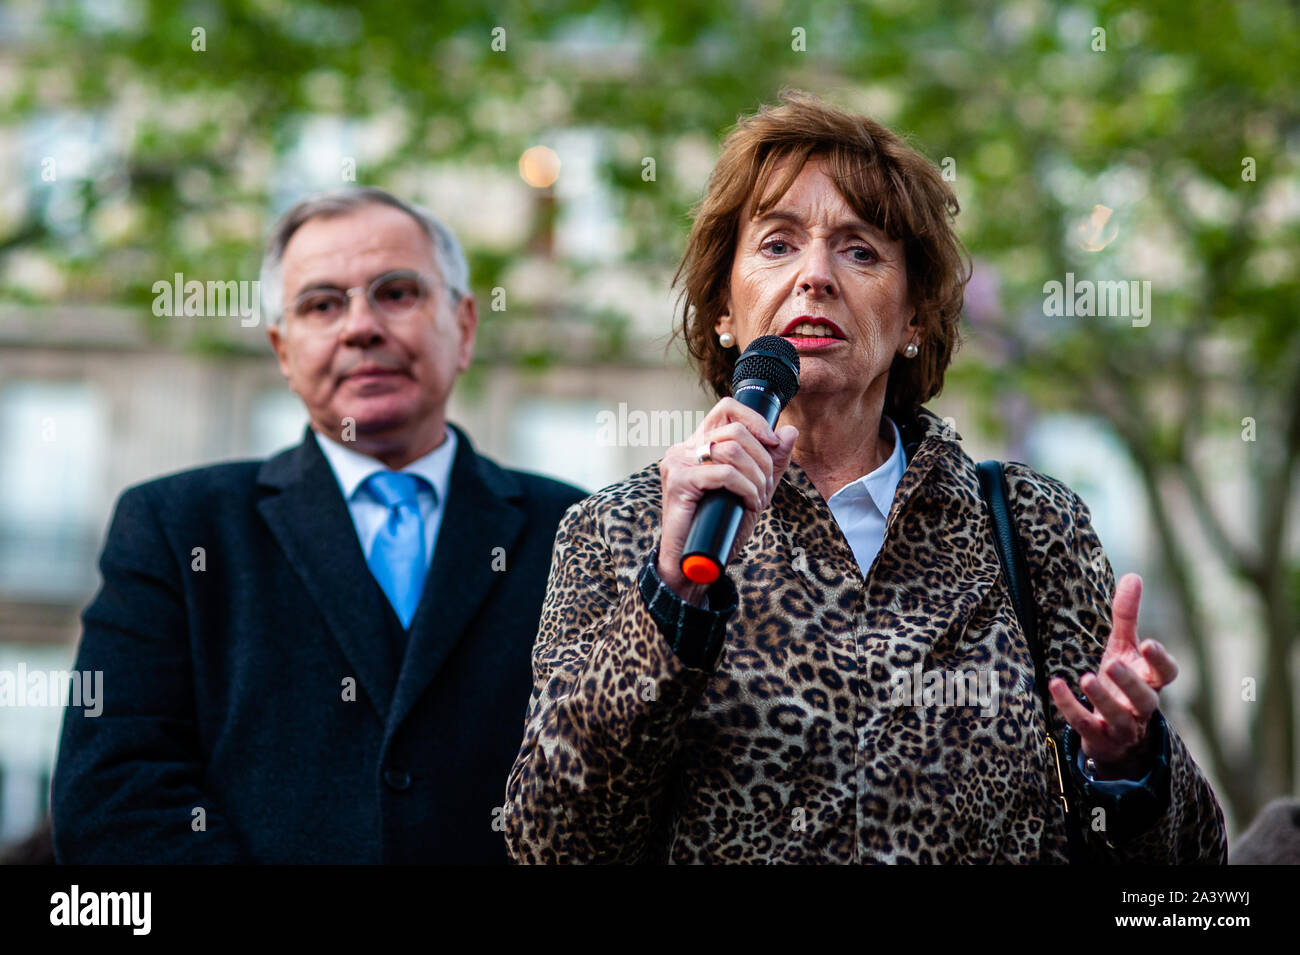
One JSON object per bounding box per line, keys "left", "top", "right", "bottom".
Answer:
{"left": 385, "top": 424, "right": 526, "bottom": 734}
{"left": 868, "top": 408, "right": 1000, "bottom": 670}
{"left": 776, "top": 407, "right": 998, "bottom": 671}
{"left": 256, "top": 430, "right": 397, "bottom": 723}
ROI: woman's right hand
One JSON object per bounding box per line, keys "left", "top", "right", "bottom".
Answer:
{"left": 657, "top": 397, "right": 799, "bottom": 604}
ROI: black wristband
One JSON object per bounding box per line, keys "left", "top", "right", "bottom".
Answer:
{"left": 637, "top": 545, "right": 738, "bottom": 671}
{"left": 1065, "top": 707, "right": 1172, "bottom": 846}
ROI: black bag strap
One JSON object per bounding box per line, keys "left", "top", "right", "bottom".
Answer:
{"left": 976, "top": 459, "right": 1084, "bottom": 864}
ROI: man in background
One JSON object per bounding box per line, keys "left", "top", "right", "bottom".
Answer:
{"left": 52, "top": 186, "right": 585, "bottom": 863}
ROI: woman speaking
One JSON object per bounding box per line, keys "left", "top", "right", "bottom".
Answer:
{"left": 504, "top": 91, "right": 1227, "bottom": 864}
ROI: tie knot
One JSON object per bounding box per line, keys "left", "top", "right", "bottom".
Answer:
{"left": 363, "top": 471, "right": 429, "bottom": 510}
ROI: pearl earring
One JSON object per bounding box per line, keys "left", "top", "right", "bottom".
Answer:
{"left": 719, "top": 332, "right": 735, "bottom": 348}
{"left": 903, "top": 342, "right": 918, "bottom": 358}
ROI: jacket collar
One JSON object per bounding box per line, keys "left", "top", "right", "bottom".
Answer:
{"left": 383, "top": 422, "right": 526, "bottom": 736}
{"left": 256, "top": 422, "right": 526, "bottom": 731}
{"left": 257, "top": 431, "right": 399, "bottom": 723}
{"left": 781, "top": 405, "right": 961, "bottom": 508}
{"left": 761, "top": 406, "right": 997, "bottom": 708}
{"left": 896, "top": 405, "right": 956, "bottom": 465}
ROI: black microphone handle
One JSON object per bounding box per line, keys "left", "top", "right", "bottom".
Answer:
{"left": 680, "top": 381, "right": 783, "bottom": 583}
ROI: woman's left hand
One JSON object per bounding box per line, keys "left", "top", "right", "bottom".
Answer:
{"left": 1048, "top": 573, "right": 1179, "bottom": 780}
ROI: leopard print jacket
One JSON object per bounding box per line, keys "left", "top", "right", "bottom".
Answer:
{"left": 504, "top": 406, "right": 1228, "bottom": 863}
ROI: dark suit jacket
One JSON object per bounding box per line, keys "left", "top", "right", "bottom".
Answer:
{"left": 51, "top": 423, "right": 585, "bottom": 864}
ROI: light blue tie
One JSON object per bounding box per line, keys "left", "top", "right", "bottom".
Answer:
{"left": 362, "top": 471, "right": 430, "bottom": 629}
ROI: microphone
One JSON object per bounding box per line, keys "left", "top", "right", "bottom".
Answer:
{"left": 680, "top": 335, "right": 800, "bottom": 585}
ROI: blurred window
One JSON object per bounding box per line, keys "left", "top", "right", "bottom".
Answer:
{"left": 248, "top": 388, "right": 308, "bottom": 458}
{"left": 0, "top": 381, "right": 106, "bottom": 600}
{"left": 508, "top": 398, "right": 614, "bottom": 493}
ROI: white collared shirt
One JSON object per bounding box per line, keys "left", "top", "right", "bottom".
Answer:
{"left": 824, "top": 414, "right": 906, "bottom": 579}
{"left": 313, "top": 426, "right": 458, "bottom": 574}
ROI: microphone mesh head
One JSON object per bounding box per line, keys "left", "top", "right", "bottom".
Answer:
{"left": 732, "top": 335, "right": 800, "bottom": 409}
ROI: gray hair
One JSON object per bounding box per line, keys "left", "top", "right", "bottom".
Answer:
{"left": 259, "top": 186, "right": 470, "bottom": 324}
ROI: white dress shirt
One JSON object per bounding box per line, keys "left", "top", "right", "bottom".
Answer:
{"left": 313, "top": 427, "right": 458, "bottom": 575}
{"left": 824, "top": 414, "right": 906, "bottom": 579}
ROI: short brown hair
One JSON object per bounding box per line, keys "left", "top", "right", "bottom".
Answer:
{"left": 673, "top": 90, "right": 969, "bottom": 419}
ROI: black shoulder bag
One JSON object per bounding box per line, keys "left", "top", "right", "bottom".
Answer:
{"left": 976, "top": 459, "right": 1086, "bottom": 864}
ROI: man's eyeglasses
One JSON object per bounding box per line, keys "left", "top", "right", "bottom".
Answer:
{"left": 290, "top": 270, "right": 439, "bottom": 323}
